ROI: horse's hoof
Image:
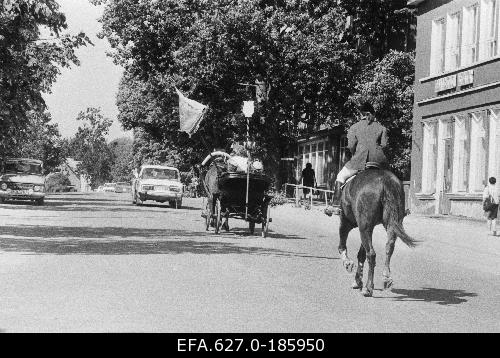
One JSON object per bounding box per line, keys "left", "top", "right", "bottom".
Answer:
{"left": 343, "top": 260, "right": 354, "bottom": 273}
{"left": 361, "top": 287, "right": 373, "bottom": 297}
{"left": 383, "top": 278, "right": 393, "bottom": 291}
{"left": 351, "top": 279, "right": 363, "bottom": 290}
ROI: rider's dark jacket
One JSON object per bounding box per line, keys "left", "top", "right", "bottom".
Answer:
{"left": 345, "top": 119, "right": 388, "bottom": 171}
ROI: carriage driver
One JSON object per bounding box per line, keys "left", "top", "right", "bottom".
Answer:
{"left": 324, "top": 101, "right": 389, "bottom": 216}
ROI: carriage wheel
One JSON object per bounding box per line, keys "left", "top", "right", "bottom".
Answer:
{"left": 249, "top": 221, "right": 255, "bottom": 235}
{"left": 214, "top": 198, "right": 222, "bottom": 234}
{"left": 262, "top": 205, "right": 270, "bottom": 238}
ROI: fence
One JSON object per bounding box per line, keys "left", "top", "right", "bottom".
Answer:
{"left": 282, "top": 183, "right": 335, "bottom": 208}
{"left": 283, "top": 181, "right": 412, "bottom": 210}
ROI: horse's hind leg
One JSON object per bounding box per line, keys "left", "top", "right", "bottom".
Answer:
{"left": 359, "top": 227, "right": 375, "bottom": 297}
{"left": 383, "top": 229, "right": 397, "bottom": 290}
{"left": 352, "top": 244, "right": 366, "bottom": 289}
{"left": 338, "top": 216, "right": 355, "bottom": 273}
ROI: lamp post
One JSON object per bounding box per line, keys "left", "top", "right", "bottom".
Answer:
{"left": 242, "top": 100, "right": 254, "bottom": 220}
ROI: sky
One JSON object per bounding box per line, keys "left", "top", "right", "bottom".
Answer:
{"left": 43, "top": 0, "right": 131, "bottom": 140}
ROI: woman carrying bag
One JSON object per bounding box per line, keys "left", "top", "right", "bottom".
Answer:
{"left": 483, "top": 177, "right": 499, "bottom": 236}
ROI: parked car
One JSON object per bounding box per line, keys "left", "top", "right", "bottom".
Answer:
{"left": 0, "top": 158, "right": 46, "bottom": 205}
{"left": 132, "top": 165, "right": 183, "bottom": 208}
{"left": 102, "top": 183, "right": 116, "bottom": 192}
{"left": 115, "top": 181, "right": 132, "bottom": 193}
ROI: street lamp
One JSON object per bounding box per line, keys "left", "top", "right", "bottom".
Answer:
{"left": 242, "top": 100, "right": 254, "bottom": 220}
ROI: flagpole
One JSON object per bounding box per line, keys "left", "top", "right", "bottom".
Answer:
{"left": 245, "top": 115, "right": 250, "bottom": 220}
{"left": 242, "top": 101, "right": 255, "bottom": 221}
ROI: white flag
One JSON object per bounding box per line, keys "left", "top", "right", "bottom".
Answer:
{"left": 176, "top": 88, "right": 208, "bottom": 137}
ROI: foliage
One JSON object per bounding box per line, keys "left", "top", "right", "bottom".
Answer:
{"left": 95, "top": 0, "right": 415, "bottom": 183}
{"left": 65, "top": 108, "right": 114, "bottom": 188}
{"left": 349, "top": 51, "right": 414, "bottom": 180}
{"left": 269, "top": 190, "right": 288, "bottom": 207}
{"left": 4, "top": 111, "right": 65, "bottom": 174}
{"left": 109, "top": 136, "right": 134, "bottom": 182}
{"left": 339, "top": 0, "right": 415, "bottom": 59}
{"left": 45, "top": 172, "right": 71, "bottom": 192}
{"left": 0, "top": 0, "right": 91, "bottom": 154}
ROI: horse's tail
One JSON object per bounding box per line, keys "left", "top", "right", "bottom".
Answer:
{"left": 383, "top": 175, "right": 418, "bottom": 248}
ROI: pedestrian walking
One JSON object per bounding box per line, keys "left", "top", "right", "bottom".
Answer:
{"left": 300, "top": 163, "right": 316, "bottom": 209}
{"left": 483, "top": 177, "right": 499, "bottom": 236}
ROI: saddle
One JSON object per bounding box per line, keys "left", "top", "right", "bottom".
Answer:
{"left": 340, "top": 162, "right": 383, "bottom": 190}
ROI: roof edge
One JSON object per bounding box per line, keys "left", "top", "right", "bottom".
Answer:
{"left": 407, "top": 0, "right": 425, "bottom": 6}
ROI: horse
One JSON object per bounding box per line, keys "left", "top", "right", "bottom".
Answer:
{"left": 201, "top": 153, "right": 230, "bottom": 232}
{"left": 336, "top": 167, "right": 417, "bottom": 297}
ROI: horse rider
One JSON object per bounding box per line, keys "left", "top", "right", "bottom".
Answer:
{"left": 324, "top": 101, "right": 389, "bottom": 216}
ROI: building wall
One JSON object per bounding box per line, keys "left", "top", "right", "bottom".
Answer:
{"left": 411, "top": 0, "right": 500, "bottom": 218}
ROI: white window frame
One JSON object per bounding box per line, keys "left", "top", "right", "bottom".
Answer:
{"left": 479, "top": 0, "right": 499, "bottom": 60}
{"left": 462, "top": 3, "right": 480, "bottom": 67}
{"left": 300, "top": 139, "right": 328, "bottom": 186}
{"left": 421, "top": 121, "right": 438, "bottom": 194}
{"left": 445, "top": 11, "right": 462, "bottom": 71}
{"left": 469, "top": 112, "right": 488, "bottom": 192}
{"left": 452, "top": 115, "right": 470, "bottom": 192}
{"left": 430, "top": 18, "right": 447, "bottom": 75}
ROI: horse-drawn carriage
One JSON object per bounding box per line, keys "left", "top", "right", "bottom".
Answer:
{"left": 200, "top": 151, "right": 273, "bottom": 237}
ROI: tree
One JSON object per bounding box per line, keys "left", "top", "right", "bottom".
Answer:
{"left": 97, "top": 0, "right": 360, "bottom": 182}
{"left": 349, "top": 51, "right": 414, "bottom": 180}
{"left": 96, "top": 0, "right": 415, "bottom": 183}
{"left": 7, "top": 111, "right": 65, "bottom": 174}
{"left": 109, "top": 136, "right": 134, "bottom": 182}
{"left": 68, "top": 108, "right": 114, "bottom": 188}
{"left": 45, "top": 172, "right": 71, "bottom": 192}
{"left": 0, "top": 0, "right": 91, "bottom": 154}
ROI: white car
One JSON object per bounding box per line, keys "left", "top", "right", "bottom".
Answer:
{"left": 0, "top": 158, "right": 46, "bottom": 205}
{"left": 102, "top": 183, "right": 116, "bottom": 192}
{"left": 132, "top": 165, "right": 183, "bottom": 208}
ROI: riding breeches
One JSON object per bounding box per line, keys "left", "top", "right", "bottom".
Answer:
{"left": 336, "top": 166, "right": 358, "bottom": 184}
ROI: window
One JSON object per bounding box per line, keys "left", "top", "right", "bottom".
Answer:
{"left": 442, "top": 120, "right": 454, "bottom": 193}
{"left": 492, "top": 109, "right": 500, "bottom": 181}
{"left": 445, "top": 12, "right": 462, "bottom": 71}
{"left": 455, "top": 115, "right": 471, "bottom": 191}
{"left": 299, "top": 140, "right": 328, "bottom": 186}
{"left": 421, "top": 122, "right": 438, "bottom": 193}
{"left": 431, "top": 18, "right": 446, "bottom": 74}
{"left": 462, "top": 4, "right": 480, "bottom": 66}
{"left": 339, "top": 136, "right": 349, "bottom": 168}
{"left": 480, "top": 0, "right": 498, "bottom": 59}
{"left": 470, "top": 112, "right": 489, "bottom": 191}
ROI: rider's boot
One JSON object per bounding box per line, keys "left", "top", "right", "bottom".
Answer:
{"left": 324, "top": 181, "right": 343, "bottom": 216}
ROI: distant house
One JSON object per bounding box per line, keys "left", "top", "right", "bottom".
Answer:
{"left": 59, "top": 158, "right": 91, "bottom": 192}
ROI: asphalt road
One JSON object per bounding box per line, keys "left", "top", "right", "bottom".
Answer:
{"left": 0, "top": 192, "right": 499, "bottom": 332}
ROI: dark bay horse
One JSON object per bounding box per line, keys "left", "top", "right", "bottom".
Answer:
{"left": 337, "top": 168, "right": 417, "bottom": 297}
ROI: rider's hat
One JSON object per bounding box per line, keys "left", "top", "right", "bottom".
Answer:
{"left": 357, "top": 101, "right": 375, "bottom": 115}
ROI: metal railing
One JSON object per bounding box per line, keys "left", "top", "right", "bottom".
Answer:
{"left": 283, "top": 183, "right": 335, "bottom": 208}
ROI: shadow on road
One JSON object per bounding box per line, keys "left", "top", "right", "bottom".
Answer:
{"left": 0, "top": 201, "right": 201, "bottom": 212}
{"left": 385, "top": 287, "right": 478, "bottom": 306}
{"left": 0, "top": 224, "right": 327, "bottom": 259}
{"left": 220, "top": 227, "right": 308, "bottom": 241}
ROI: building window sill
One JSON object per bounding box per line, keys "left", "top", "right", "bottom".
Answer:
{"left": 447, "top": 193, "right": 482, "bottom": 201}
{"left": 415, "top": 193, "right": 436, "bottom": 200}
{"left": 420, "top": 56, "right": 500, "bottom": 83}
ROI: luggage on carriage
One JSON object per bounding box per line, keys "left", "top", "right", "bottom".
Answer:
{"left": 200, "top": 151, "right": 273, "bottom": 237}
